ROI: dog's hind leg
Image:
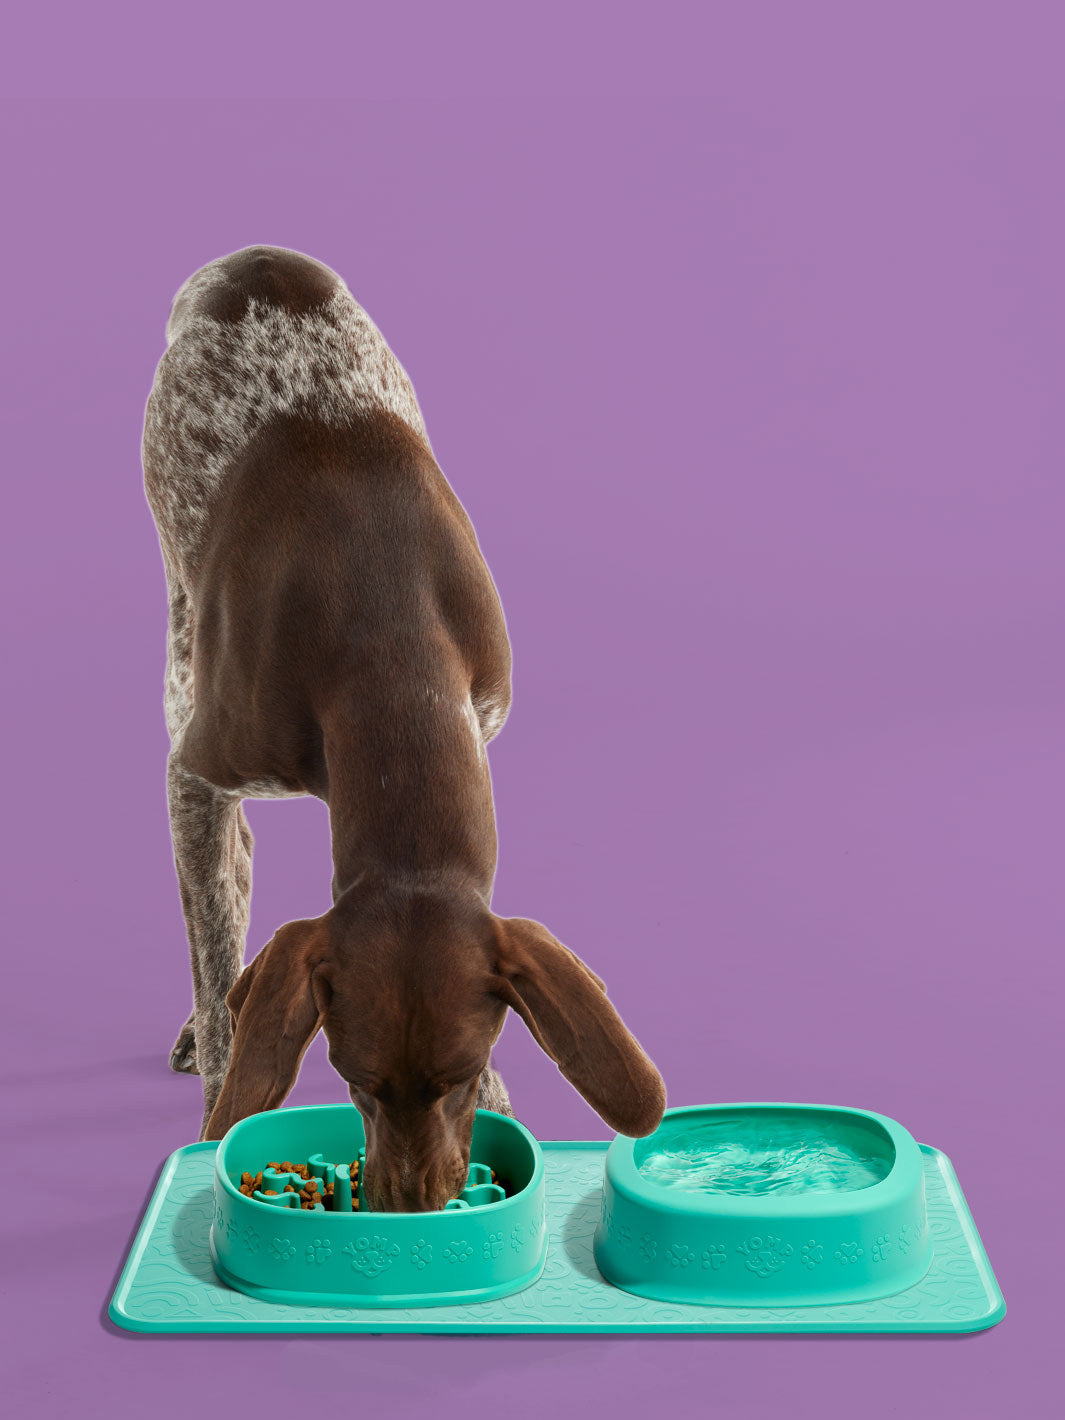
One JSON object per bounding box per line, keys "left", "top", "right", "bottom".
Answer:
{"left": 159, "top": 573, "right": 203, "bottom": 1075}
{"left": 168, "top": 808, "right": 255, "bottom": 1076}
{"left": 167, "top": 755, "right": 254, "bottom": 1138}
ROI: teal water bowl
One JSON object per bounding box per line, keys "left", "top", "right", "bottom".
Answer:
{"left": 210, "top": 1104, "right": 547, "bottom": 1307}
{"left": 593, "top": 1103, "right": 934, "bottom": 1306}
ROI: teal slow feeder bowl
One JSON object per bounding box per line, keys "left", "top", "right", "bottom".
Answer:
{"left": 593, "top": 1103, "right": 934, "bottom": 1306}
{"left": 211, "top": 1104, "right": 547, "bottom": 1307}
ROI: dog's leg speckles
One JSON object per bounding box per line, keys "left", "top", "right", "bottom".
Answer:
{"left": 169, "top": 1011, "right": 199, "bottom": 1073}
{"left": 477, "top": 1063, "right": 513, "bottom": 1117}
{"left": 161, "top": 569, "right": 195, "bottom": 740}
{"left": 167, "top": 756, "right": 254, "bottom": 1133}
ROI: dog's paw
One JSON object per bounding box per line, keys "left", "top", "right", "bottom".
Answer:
{"left": 169, "top": 1017, "right": 199, "bottom": 1074}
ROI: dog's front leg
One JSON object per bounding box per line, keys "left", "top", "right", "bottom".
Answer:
{"left": 477, "top": 1063, "right": 513, "bottom": 1116}
{"left": 167, "top": 755, "right": 253, "bottom": 1138}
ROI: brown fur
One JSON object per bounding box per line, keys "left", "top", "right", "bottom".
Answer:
{"left": 144, "top": 246, "right": 665, "bottom": 1209}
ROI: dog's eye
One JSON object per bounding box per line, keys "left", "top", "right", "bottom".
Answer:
{"left": 425, "top": 1076, "right": 476, "bottom": 1102}
{"left": 430, "top": 1076, "right": 479, "bottom": 1102}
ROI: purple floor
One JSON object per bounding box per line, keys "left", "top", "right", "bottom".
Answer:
{"left": 3, "top": 6, "right": 1060, "bottom": 1416}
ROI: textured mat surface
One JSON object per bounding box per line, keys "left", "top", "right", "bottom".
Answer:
{"left": 110, "top": 1141, "right": 1005, "bottom": 1333}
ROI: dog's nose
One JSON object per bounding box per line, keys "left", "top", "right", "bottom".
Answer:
{"left": 368, "top": 1177, "right": 441, "bottom": 1213}
{"left": 365, "top": 1160, "right": 462, "bottom": 1213}
{"left": 395, "top": 1186, "right": 438, "bottom": 1213}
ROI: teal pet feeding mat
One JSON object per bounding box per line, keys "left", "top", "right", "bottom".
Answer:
{"left": 109, "top": 1136, "right": 1004, "bottom": 1333}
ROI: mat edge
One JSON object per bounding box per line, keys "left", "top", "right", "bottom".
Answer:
{"left": 107, "top": 1138, "right": 1007, "bottom": 1336}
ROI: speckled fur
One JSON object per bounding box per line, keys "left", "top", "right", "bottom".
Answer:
{"left": 145, "top": 253, "right": 427, "bottom": 577}
{"left": 143, "top": 247, "right": 511, "bottom": 1137}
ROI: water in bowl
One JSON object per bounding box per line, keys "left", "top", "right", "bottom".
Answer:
{"left": 638, "top": 1114, "right": 893, "bottom": 1196}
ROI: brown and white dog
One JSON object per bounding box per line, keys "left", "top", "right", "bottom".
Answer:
{"left": 142, "top": 245, "right": 665, "bottom": 1210}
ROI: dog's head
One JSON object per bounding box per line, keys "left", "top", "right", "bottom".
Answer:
{"left": 204, "top": 881, "right": 666, "bottom": 1210}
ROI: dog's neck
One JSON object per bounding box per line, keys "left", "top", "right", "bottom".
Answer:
{"left": 320, "top": 678, "right": 499, "bottom": 900}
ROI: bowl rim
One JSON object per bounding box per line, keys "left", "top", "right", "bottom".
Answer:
{"left": 606, "top": 1101, "right": 923, "bottom": 1218}
{"left": 215, "top": 1103, "right": 544, "bottom": 1218}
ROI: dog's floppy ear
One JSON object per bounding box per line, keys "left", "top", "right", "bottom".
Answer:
{"left": 203, "top": 916, "right": 333, "bottom": 1140}
{"left": 492, "top": 916, "right": 666, "bottom": 1137}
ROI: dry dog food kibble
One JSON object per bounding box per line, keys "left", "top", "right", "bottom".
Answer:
{"left": 238, "top": 1159, "right": 361, "bottom": 1210}
{"left": 238, "top": 1156, "right": 503, "bottom": 1209}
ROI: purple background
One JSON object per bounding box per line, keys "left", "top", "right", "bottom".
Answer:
{"left": 3, "top": 4, "right": 1061, "bottom": 1416}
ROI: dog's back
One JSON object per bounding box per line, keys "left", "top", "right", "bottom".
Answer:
{"left": 142, "top": 246, "right": 511, "bottom": 802}
{"left": 145, "top": 245, "right": 429, "bottom": 572}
